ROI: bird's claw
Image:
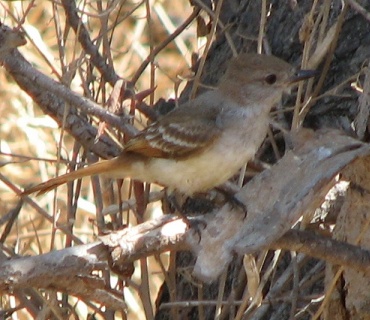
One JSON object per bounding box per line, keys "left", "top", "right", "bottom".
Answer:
{"left": 227, "top": 195, "right": 248, "bottom": 219}
{"left": 183, "top": 216, "right": 207, "bottom": 243}
{"left": 216, "top": 187, "right": 248, "bottom": 219}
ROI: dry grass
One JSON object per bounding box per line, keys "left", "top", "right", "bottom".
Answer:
{"left": 0, "top": 1, "right": 200, "bottom": 318}
{"left": 2, "top": 1, "right": 370, "bottom": 319}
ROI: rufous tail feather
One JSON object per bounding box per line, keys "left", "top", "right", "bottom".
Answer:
{"left": 22, "top": 159, "right": 119, "bottom": 196}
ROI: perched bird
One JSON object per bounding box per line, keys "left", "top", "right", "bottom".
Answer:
{"left": 22, "top": 53, "right": 316, "bottom": 197}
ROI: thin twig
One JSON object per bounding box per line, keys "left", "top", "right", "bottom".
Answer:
{"left": 346, "top": 0, "right": 370, "bottom": 22}
{"left": 131, "top": 8, "right": 200, "bottom": 84}
{"left": 61, "top": 0, "right": 120, "bottom": 86}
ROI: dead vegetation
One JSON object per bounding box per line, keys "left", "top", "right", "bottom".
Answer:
{"left": 1, "top": 1, "right": 370, "bottom": 319}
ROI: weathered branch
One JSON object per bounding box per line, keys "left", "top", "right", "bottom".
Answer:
{"left": 0, "top": 242, "right": 125, "bottom": 310}
{"left": 0, "top": 25, "right": 135, "bottom": 159}
{"left": 2, "top": 211, "right": 370, "bottom": 299}
{"left": 3, "top": 129, "right": 370, "bottom": 291}
{"left": 274, "top": 229, "right": 370, "bottom": 272}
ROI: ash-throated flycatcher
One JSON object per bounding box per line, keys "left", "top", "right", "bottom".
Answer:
{"left": 22, "top": 53, "right": 316, "bottom": 196}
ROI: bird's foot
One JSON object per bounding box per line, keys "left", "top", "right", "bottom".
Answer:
{"left": 228, "top": 196, "right": 248, "bottom": 219}
{"left": 216, "top": 186, "right": 248, "bottom": 219}
{"left": 182, "top": 196, "right": 216, "bottom": 215}
{"left": 165, "top": 192, "right": 207, "bottom": 242}
{"left": 183, "top": 216, "right": 207, "bottom": 243}
{"left": 164, "top": 191, "right": 183, "bottom": 213}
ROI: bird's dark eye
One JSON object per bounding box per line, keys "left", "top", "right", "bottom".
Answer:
{"left": 265, "top": 74, "right": 277, "bottom": 84}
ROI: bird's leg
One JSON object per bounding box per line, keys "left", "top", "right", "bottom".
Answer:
{"left": 216, "top": 185, "right": 248, "bottom": 218}
{"left": 165, "top": 190, "right": 207, "bottom": 241}
{"left": 182, "top": 195, "right": 216, "bottom": 215}
{"left": 166, "top": 189, "right": 186, "bottom": 215}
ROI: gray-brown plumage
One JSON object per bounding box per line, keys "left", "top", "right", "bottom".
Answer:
{"left": 22, "top": 53, "right": 316, "bottom": 196}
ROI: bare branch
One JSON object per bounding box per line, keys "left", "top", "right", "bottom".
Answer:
{"left": 60, "top": 0, "right": 120, "bottom": 86}
{"left": 275, "top": 229, "right": 370, "bottom": 273}
{"left": 192, "top": 129, "right": 370, "bottom": 280}
{"left": 2, "top": 210, "right": 370, "bottom": 301}
{"left": 346, "top": 0, "right": 370, "bottom": 22}
{"left": 0, "top": 24, "right": 137, "bottom": 158}
{"left": 0, "top": 243, "right": 125, "bottom": 310}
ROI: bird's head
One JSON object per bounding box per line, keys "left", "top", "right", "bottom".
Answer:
{"left": 219, "top": 53, "right": 317, "bottom": 106}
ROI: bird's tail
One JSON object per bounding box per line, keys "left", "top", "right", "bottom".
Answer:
{"left": 22, "top": 158, "right": 123, "bottom": 196}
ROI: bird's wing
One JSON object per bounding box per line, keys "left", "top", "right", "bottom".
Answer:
{"left": 124, "top": 105, "right": 223, "bottom": 158}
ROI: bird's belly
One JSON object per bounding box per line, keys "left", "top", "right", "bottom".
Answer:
{"left": 127, "top": 114, "right": 269, "bottom": 194}
{"left": 142, "top": 147, "right": 253, "bottom": 195}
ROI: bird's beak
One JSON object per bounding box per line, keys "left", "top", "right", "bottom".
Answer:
{"left": 288, "top": 69, "right": 318, "bottom": 84}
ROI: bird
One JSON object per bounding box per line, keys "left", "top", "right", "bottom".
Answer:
{"left": 22, "top": 53, "right": 316, "bottom": 197}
